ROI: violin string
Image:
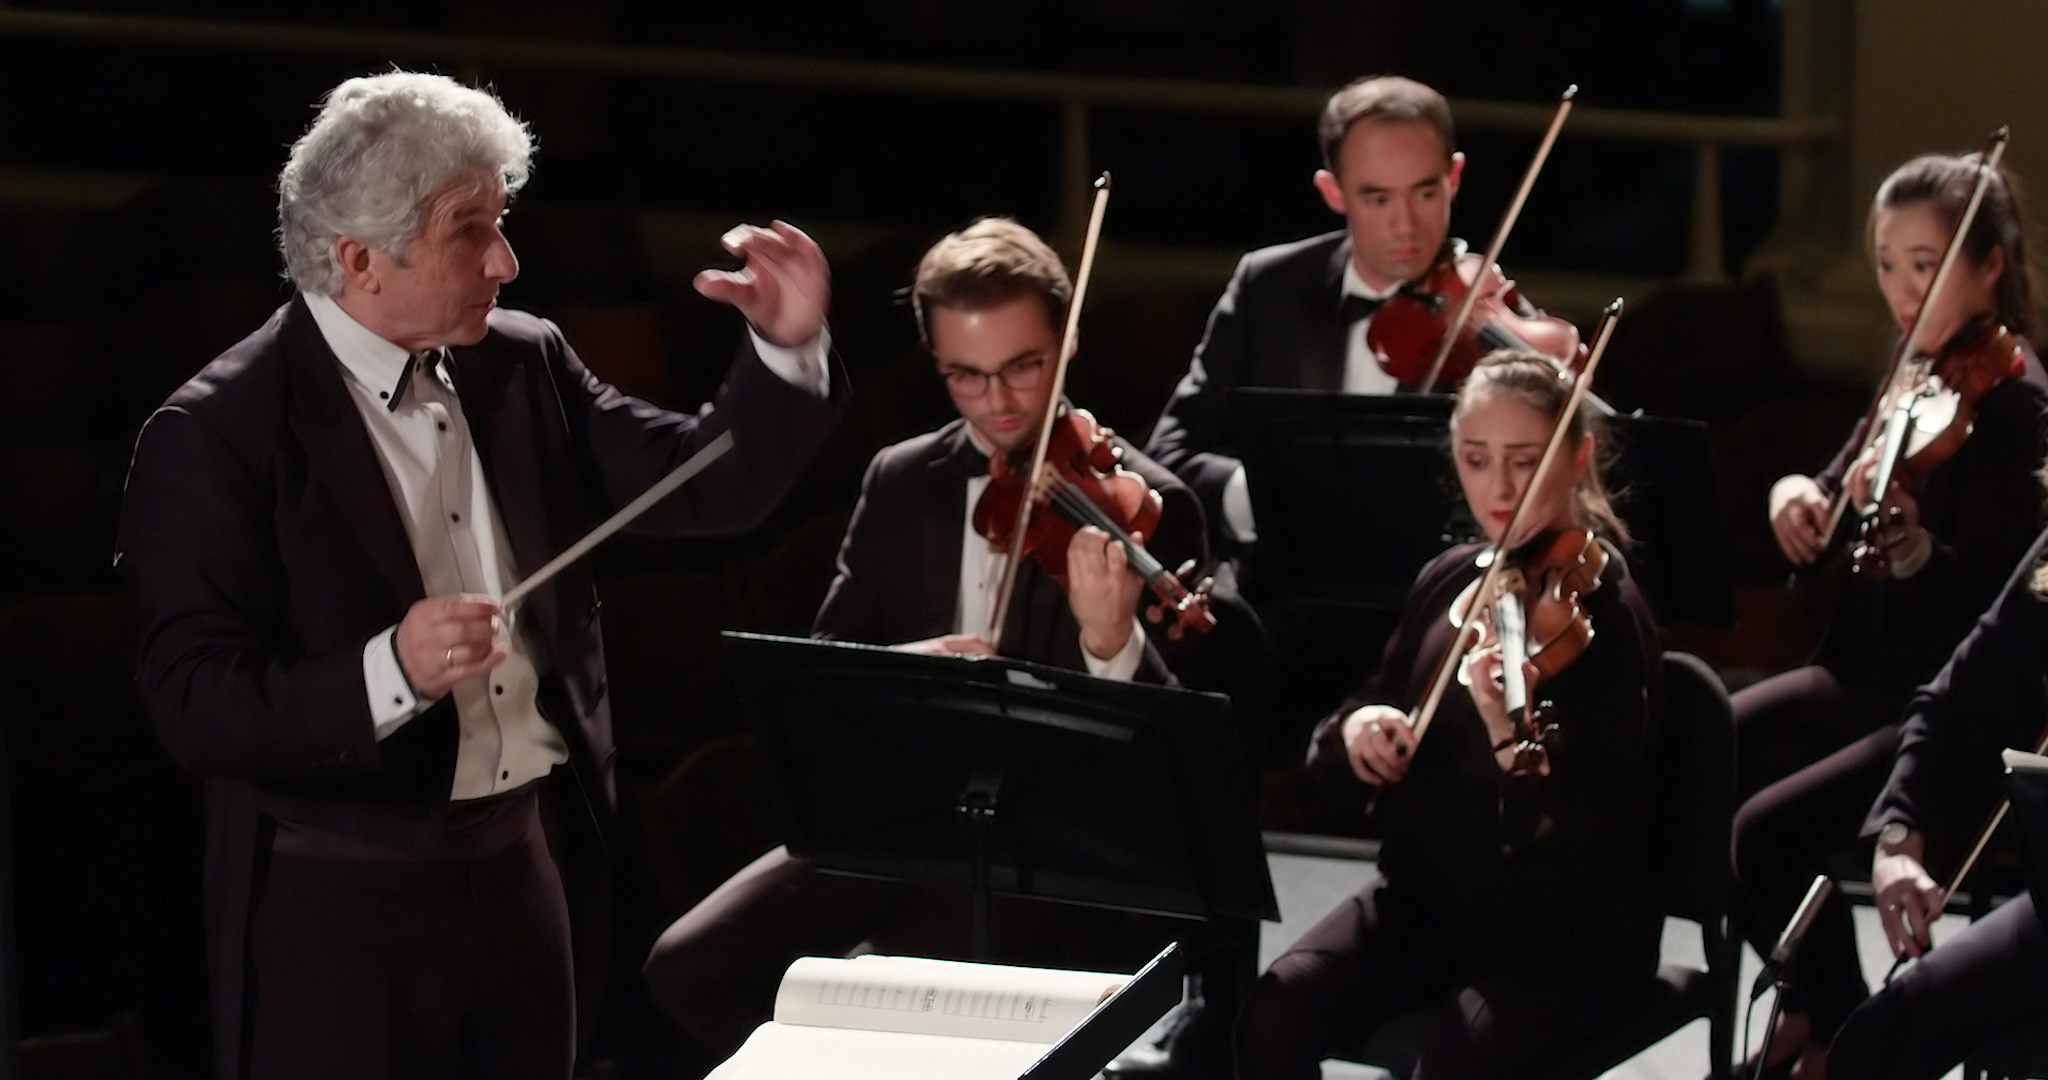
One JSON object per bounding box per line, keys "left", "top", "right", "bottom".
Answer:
{"left": 1045, "top": 478, "right": 1171, "bottom": 582}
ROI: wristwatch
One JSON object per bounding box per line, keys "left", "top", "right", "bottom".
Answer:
{"left": 1878, "top": 821, "right": 1911, "bottom": 849}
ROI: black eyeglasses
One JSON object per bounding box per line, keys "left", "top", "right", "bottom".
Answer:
{"left": 942, "top": 355, "right": 1049, "bottom": 397}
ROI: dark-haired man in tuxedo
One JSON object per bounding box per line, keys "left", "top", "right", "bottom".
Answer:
{"left": 643, "top": 216, "right": 1214, "bottom": 1060}
{"left": 1146, "top": 74, "right": 1575, "bottom": 559}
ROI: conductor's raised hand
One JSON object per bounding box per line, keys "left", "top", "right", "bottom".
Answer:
{"left": 693, "top": 220, "right": 830, "bottom": 348}
{"left": 394, "top": 594, "right": 508, "bottom": 699}
{"left": 1340, "top": 704, "right": 1416, "bottom": 787}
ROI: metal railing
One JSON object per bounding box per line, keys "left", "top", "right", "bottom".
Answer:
{"left": 0, "top": 6, "right": 1842, "bottom": 280}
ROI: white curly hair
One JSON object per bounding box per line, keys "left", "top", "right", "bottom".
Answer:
{"left": 277, "top": 71, "right": 533, "bottom": 296}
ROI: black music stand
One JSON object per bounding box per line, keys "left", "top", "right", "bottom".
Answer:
{"left": 722, "top": 632, "right": 1278, "bottom": 959}
{"left": 1232, "top": 389, "right": 1464, "bottom": 611}
{"left": 1231, "top": 387, "right": 1732, "bottom": 624}
{"left": 1025, "top": 942, "right": 1185, "bottom": 1080}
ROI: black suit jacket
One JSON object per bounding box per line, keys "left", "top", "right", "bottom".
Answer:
{"left": 812, "top": 417, "right": 1206, "bottom": 681}
{"left": 115, "top": 294, "right": 839, "bottom": 1079}
{"left": 1144, "top": 230, "right": 1355, "bottom": 523}
{"left": 1868, "top": 524, "right": 2048, "bottom": 849}
{"left": 1307, "top": 540, "right": 1665, "bottom": 970}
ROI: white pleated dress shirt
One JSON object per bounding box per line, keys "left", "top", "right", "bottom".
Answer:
{"left": 306, "top": 291, "right": 826, "bottom": 799}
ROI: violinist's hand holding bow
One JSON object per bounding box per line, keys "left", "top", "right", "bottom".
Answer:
{"left": 1768, "top": 474, "right": 1831, "bottom": 566}
{"left": 693, "top": 220, "right": 830, "bottom": 348}
{"left": 1341, "top": 705, "right": 1416, "bottom": 787}
{"left": 1463, "top": 643, "right": 1540, "bottom": 770}
{"left": 1872, "top": 825, "right": 1942, "bottom": 960}
{"left": 1067, "top": 525, "right": 1141, "bottom": 660}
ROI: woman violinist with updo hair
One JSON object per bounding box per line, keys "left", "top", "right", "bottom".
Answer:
{"left": 1733, "top": 151, "right": 2048, "bottom": 1079}
{"left": 1234, "top": 350, "right": 1663, "bottom": 1080}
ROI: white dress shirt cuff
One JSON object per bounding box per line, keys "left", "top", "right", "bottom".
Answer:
{"left": 750, "top": 325, "right": 832, "bottom": 397}
{"left": 364, "top": 626, "right": 424, "bottom": 740}
{"left": 1222, "top": 464, "right": 1258, "bottom": 544}
{"left": 1081, "top": 617, "right": 1147, "bottom": 683}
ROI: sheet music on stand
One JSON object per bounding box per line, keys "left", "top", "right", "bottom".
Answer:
{"left": 705, "top": 943, "right": 1185, "bottom": 1080}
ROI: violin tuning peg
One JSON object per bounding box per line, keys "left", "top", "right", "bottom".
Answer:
{"left": 1174, "top": 559, "right": 1197, "bottom": 579}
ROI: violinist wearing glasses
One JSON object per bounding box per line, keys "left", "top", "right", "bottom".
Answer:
{"left": 641, "top": 216, "right": 1208, "bottom": 1059}
{"left": 1731, "top": 152, "right": 2048, "bottom": 1080}
{"left": 1234, "top": 351, "right": 1662, "bottom": 1079}
{"left": 1145, "top": 75, "right": 1582, "bottom": 555}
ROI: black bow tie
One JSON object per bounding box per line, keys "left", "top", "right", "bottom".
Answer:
{"left": 950, "top": 434, "right": 991, "bottom": 478}
{"left": 386, "top": 350, "right": 445, "bottom": 412}
{"left": 1339, "top": 293, "right": 1387, "bottom": 324}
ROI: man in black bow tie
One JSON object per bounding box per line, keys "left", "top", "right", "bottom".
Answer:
{"left": 115, "top": 70, "right": 841, "bottom": 1080}
{"left": 1146, "top": 75, "right": 1572, "bottom": 555}
{"left": 641, "top": 216, "right": 1208, "bottom": 1059}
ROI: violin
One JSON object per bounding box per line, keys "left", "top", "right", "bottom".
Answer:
{"left": 1447, "top": 528, "right": 1610, "bottom": 776}
{"left": 1818, "top": 128, "right": 2009, "bottom": 555}
{"left": 973, "top": 406, "right": 1216, "bottom": 639}
{"left": 1373, "top": 85, "right": 1579, "bottom": 394}
{"left": 1850, "top": 317, "right": 2023, "bottom": 578}
{"left": 1367, "top": 252, "right": 1588, "bottom": 390}
{"left": 1402, "top": 297, "right": 1623, "bottom": 769}
{"left": 979, "top": 173, "right": 1216, "bottom": 645}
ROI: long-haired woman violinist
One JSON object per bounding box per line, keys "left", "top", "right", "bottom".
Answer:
{"left": 1732, "top": 151, "right": 2048, "bottom": 1078}
{"left": 1234, "top": 350, "right": 1662, "bottom": 1080}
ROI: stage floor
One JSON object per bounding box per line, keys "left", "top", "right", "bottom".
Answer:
{"left": 1130, "top": 848, "right": 1971, "bottom": 1080}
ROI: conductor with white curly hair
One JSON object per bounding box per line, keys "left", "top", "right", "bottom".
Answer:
{"left": 115, "top": 70, "right": 840, "bottom": 1080}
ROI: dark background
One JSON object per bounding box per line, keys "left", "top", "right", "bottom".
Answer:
{"left": 0, "top": 2, "right": 1836, "bottom": 1077}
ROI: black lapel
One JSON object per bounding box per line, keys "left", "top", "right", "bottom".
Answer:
{"left": 924, "top": 422, "right": 976, "bottom": 637}
{"left": 1300, "top": 235, "right": 1354, "bottom": 391}
{"left": 280, "top": 296, "right": 425, "bottom": 604}
{"left": 449, "top": 336, "right": 566, "bottom": 647}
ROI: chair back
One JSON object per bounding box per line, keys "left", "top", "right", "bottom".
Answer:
{"left": 1653, "top": 651, "right": 1735, "bottom": 926}
{"left": 1335, "top": 650, "right": 1740, "bottom": 1080}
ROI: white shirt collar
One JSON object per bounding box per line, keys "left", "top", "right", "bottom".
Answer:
{"left": 1340, "top": 260, "right": 1406, "bottom": 303}
{"left": 1340, "top": 237, "right": 1469, "bottom": 303}
{"left": 302, "top": 291, "right": 428, "bottom": 407}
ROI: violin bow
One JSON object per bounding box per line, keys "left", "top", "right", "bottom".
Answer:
{"left": 1407, "top": 297, "right": 1622, "bottom": 747}
{"left": 1416, "top": 85, "right": 1578, "bottom": 395}
{"left": 1883, "top": 718, "right": 2048, "bottom": 984}
{"left": 986, "top": 173, "right": 1112, "bottom": 649}
{"left": 1821, "top": 126, "right": 2009, "bottom": 540}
